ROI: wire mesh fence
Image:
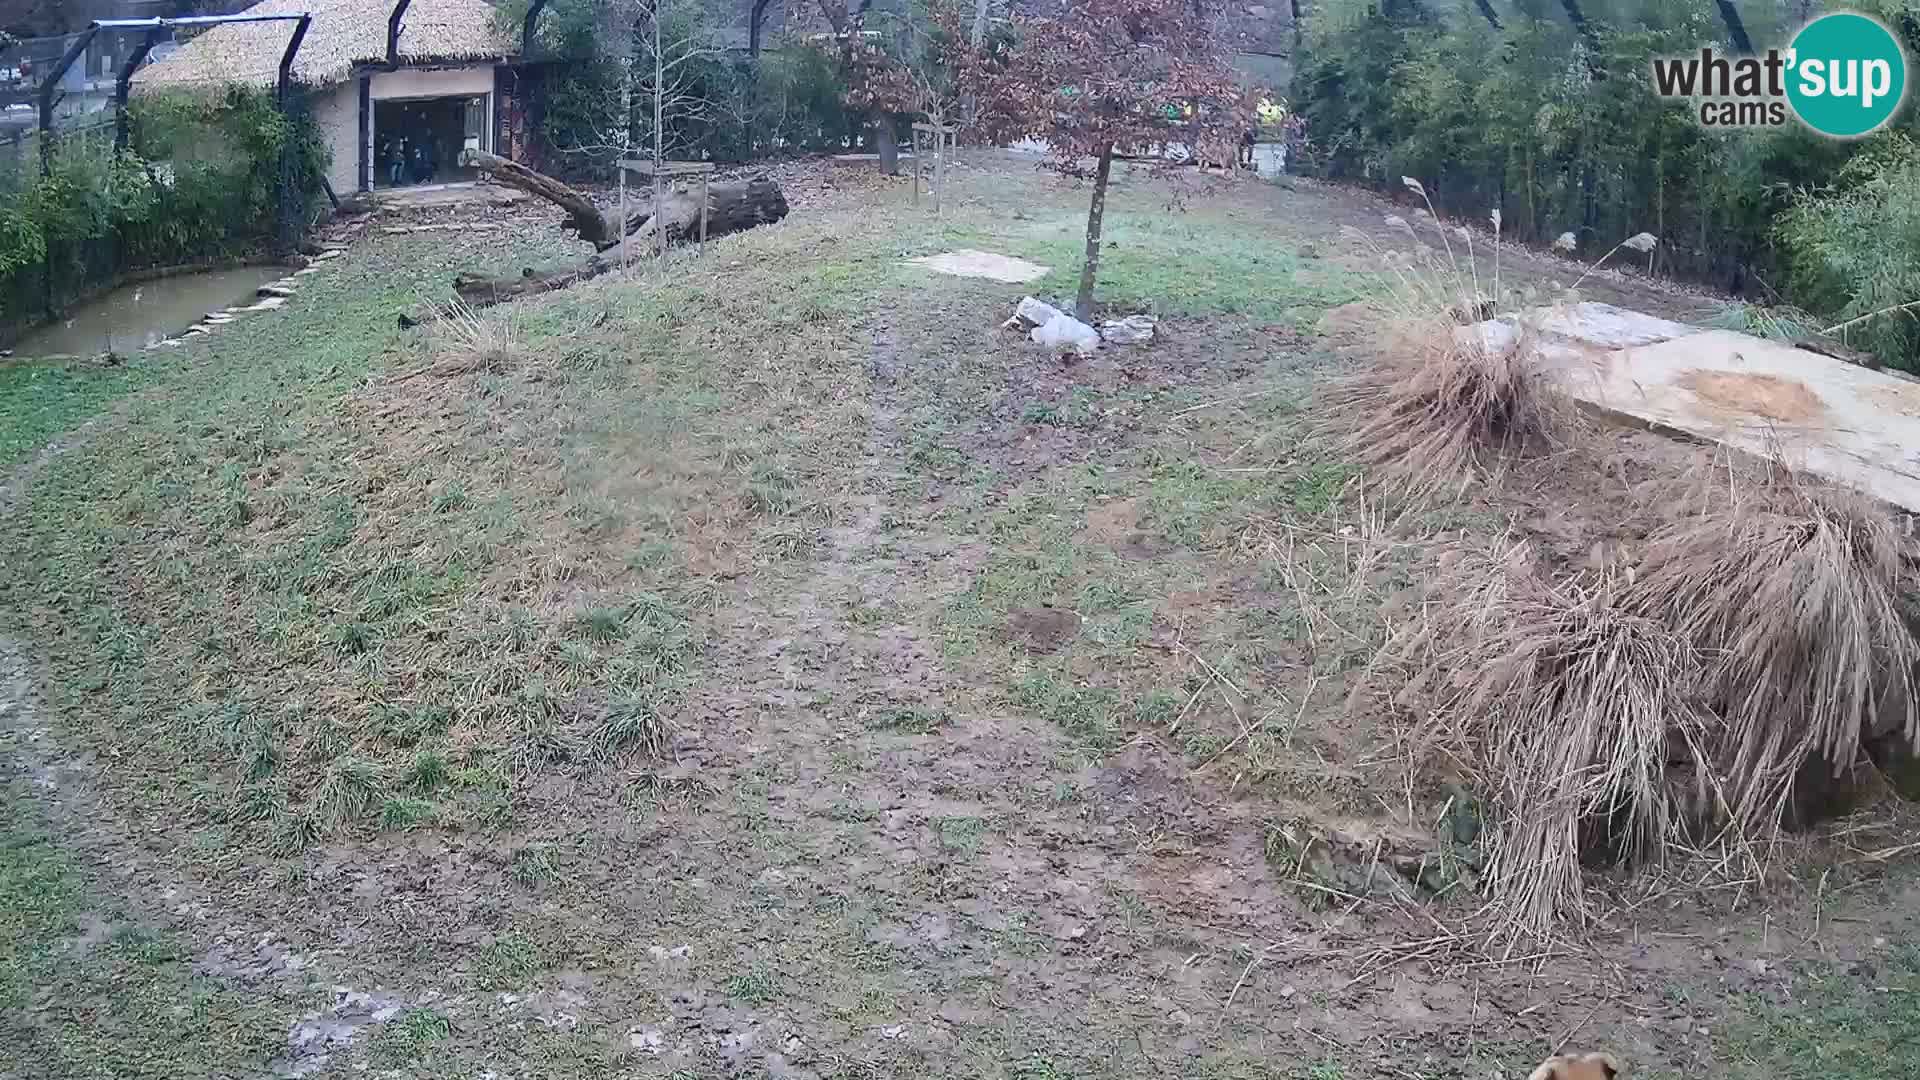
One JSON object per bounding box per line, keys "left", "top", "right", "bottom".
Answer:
{"left": 1, "top": 91, "right": 321, "bottom": 331}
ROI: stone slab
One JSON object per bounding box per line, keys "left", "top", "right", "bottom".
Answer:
{"left": 1558, "top": 329, "right": 1920, "bottom": 511}
{"left": 907, "top": 249, "right": 1050, "bottom": 284}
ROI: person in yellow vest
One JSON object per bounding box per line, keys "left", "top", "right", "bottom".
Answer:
{"left": 1241, "top": 96, "right": 1287, "bottom": 169}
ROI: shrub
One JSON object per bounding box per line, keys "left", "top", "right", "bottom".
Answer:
{"left": 1777, "top": 136, "right": 1920, "bottom": 370}
{"left": 0, "top": 85, "right": 325, "bottom": 329}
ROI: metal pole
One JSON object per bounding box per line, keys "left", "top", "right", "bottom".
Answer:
{"left": 912, "top": 130, "right": 920, "bottom": 205}
{"left": 386, "top": 0, "right": 414, "bottom": 66}
{"left": 277, "top": 14, "right": 311, "bottom": 108}
{"left": 699, "top": 170, "right": 708, "bottom": 254}
{"left": 278, "top": 15, "right": 313, "bottom": 249}
{"left": 523, "top": 0, "right": 550, "bottom": 57}
{"left": 38, "top": 28, "right": 98, "bottom": 177}
{"left": 934, "top": 127, "right": 946, "bottom": 216}
{"left": 37, "top": 27, "right": 95, "bottom": 322}
{"left": 115, "top": 26, "right": 165, "bottom": 154}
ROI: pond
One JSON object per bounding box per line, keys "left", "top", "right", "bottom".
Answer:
{"left": 9, "top": 267, "right": 286, "bottom": 359}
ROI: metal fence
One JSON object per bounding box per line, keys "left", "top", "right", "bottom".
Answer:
{"left": 0, "top": 118, "right": 117, "bottom": 195}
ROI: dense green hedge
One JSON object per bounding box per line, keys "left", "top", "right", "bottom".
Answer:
{"left": 0, "top": 86, "right": 325, "bottom": 330}
{"left": 1294, "top": 0, "right": 1920, "bottom": 368}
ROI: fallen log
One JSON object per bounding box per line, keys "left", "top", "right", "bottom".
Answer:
{"left": 467, "top": 150, "right": 619, "bottom": 246}
{"left": 398, "top": 155, "right": 790, "bottom": 326}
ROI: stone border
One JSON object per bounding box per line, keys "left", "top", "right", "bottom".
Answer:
{"left": 155, "top": 249, "right": 344, "bottom": 349}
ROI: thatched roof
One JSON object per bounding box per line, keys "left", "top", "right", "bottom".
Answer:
{"left": 132, "top": 0, "right": 515, "bottom": 92}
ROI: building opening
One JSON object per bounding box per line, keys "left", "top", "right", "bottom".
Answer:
{"left": 373, "top": 94, "right": 487, "bottom": 188}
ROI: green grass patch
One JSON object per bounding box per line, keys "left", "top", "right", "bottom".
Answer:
{"left": 0, "top": 786, "right": 284, "bottom": 1077}
{"left": 1721, "top": 950, "right": 1920, "bottom": 1080}
{"left": 724, "top": 967, "right": 779, "bottom": 1005}
{"left": 867, "top": 705, "right": 948, "bottom": 734}
{"left": 372, "top": 1006, "right": 452, "bottom": 1067}
{"left": 0, "top": 360, "right": 150, "bottom": 468}
{"left": 999, "top": 209, "right": 1370, "bottom": 320}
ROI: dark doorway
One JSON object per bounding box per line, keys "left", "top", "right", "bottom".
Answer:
{"left": 372, "top": 95, "right": 486, "bottom": 188}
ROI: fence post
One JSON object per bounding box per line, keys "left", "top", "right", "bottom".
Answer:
{"left": 276, "top": 14, "right": 313, "bottom": 251}
{"left": 115, "top": 26, "right": 165, "bottom": 154}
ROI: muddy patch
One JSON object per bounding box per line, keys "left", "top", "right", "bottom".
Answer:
{"left": 1001, "top": 606, "right": 1082, "bottom": 654}
{"left": 1086, "top": 496, "right": 1175, "bottom": 559}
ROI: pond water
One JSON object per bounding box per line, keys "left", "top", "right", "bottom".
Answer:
{"left": 9, "top": 267, "right": 285, "bottom": 359}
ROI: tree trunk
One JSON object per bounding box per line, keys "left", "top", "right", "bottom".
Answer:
{"left": 401, "top": 169, "right": 790, "bottom": 323}
{"left": 1075, "top": 141, "right": 1114, "bottom": 322}
{"left": 1715, "top": 0, "right": 1753, "bottom": 54}
{"left": 747, "top": 0, "right": 773, "bottom": 154}
{"left": 1472, "top": 0, "right": 1502, "bottom": 31}
{"left": 653, "top": 2, "right": 666, "bottom": 261}
{"left": 463, "top": 149, "right": 617, "bottom": 246}
{"left": 464, "top": 149, "right": 787, "bottom": 249}
{"left": 876, "top": 116, "right": 899, "bottom": 176}
{"left": 972, "top": 0, "right": 990, "bottom": 44}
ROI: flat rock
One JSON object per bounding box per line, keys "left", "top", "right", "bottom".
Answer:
{"left": 908, "top": 249, "right": 1050, "bottom": 284}
{"left": 1554, "top": 329, "right": 1920, "bottom": 511}
{"left": 1100, "top": 314, "right": 1157, "bottom": 345}
{"left": 1461, "top": 301, "right": 1700, "bottom": 363}
{"left": 258, "top": 284, "right": 296, "bottom": 298}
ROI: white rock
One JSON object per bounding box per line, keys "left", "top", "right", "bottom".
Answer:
{"left": 1030, "top": 313, "right": 1101, "bottom": 356}
{"left": 1100, "top": 314, "right": 1156, "bottom": 345}
{"left": 1015, "top": 295, "right": 1064, "bottom": 327}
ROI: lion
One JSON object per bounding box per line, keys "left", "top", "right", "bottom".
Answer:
{"left": 1526, "top": 1052, "right": 1622, "bottom": 1080}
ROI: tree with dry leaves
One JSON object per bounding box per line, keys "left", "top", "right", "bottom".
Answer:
{"left": 818, "top": 0, "right": 972, "bottom": 175}
{"left": 964, "top": 0, "right": 1251, "bottom": 319}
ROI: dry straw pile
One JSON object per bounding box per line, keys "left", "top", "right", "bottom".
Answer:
{"left": 1336, "top": 185, "right": 1920, "bottom": 940}
{"left": 1388, "top": 544, "right": 1717, "bottom": 939}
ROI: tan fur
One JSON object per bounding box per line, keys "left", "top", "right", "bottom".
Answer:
{"left": 1192, "top": 137, "right": 1239, "bottom": 173}
{"left": 1525, "top": 1052, "right": 1622, "bottom": 1080}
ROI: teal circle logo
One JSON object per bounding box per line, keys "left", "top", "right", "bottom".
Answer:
{"left": 1786, "top": 12, "right": 1908, "bottom": 137}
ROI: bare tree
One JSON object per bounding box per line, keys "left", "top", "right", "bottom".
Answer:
{"left": 543, "top": 0, "right": 733, "bottom": 264}
{"left": 964, "top": 0, "right": 1252, "bottom": 319}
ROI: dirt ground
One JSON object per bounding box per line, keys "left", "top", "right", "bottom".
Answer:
{"left": 2, "top": 151, "right": 1916, "bottom": 1080}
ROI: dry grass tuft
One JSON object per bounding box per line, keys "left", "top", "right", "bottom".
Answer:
{"left": 397, "top": 298, "right": 525, "bottom": 380}
{"left": 1627, "top": 463, "right": 1919, "bottom": 836}
{"left": 1389, "top": 540, "right": 1716, "bottom": 940}
{"left": 1320, "top": 319, "right": 1573, "bottom": 501}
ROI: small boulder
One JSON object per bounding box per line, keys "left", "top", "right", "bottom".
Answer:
{"left": 1031, "top": 312, "right": 1101, "bottom": 356}
{"left": 1100, "top": 314, "right": 1156, "bottom": 345}
{"left": 1012, "top": 295, "right": 1064, "bottom": 327}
